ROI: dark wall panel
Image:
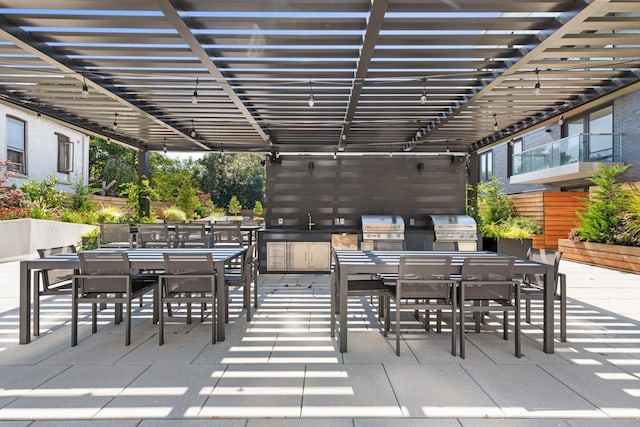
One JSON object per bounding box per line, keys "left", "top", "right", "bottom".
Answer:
{"left": 266, "top": 156, "right": 467, "bottom": 230}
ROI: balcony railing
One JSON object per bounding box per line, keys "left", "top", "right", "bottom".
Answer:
{"left": 512, "top": 133, "right": 621, "bottom": 176}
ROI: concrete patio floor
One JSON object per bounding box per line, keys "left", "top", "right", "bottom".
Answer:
{"left": 0, "top": 258, "right": 640, "bottom": 426}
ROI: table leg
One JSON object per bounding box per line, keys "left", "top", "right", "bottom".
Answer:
{"left": 214, "top": 260, "right": 226, "bottom": 341}
{"left": 543, "top": 263, "right": 555, "bottom": 354}
{"left": 19, "top": 262, "right": 31, "bottom": 344}
{"left": 339, "top": 266, "right": 348, "bottom": 352}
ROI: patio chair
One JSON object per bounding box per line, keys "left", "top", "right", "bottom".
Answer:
{"left": 72, "top": 252, "right": 158, "bottom": 346}
{"left": 175, "top": 223, "right": 210, "bottom": 248}
{"left": 329, "top": 248, "right": 390, "bottom": 339}
{"left": 224, "top": 243, "right": 257, "bottom": 321}
{"left": 387, "top": 255, "right": 457, "bottom": 356}
{"left": 136, "top": 223, "right": 172, "bottom": 248}
{"left": 33, "top": 244, "right": 77, "bottom": 336}
{"left": 212, "top": 223, "right": 243, "bottom": 247}
{"left": 98, "top": 223, "right": 133, "bottom": 248}
{"left": 159, "top": 252, "right": 217, "bottom": 345}
{"left": 459, "top": 256, "right": 520, "bottom": 359}
{"left": 521, "top": 249, "right": 567, "bottom": 342}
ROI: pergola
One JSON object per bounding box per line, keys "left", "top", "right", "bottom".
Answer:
{"left": 0, "top": 0, "right": 639, "bottom": 156}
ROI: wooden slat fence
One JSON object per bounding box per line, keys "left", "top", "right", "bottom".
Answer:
{"left": 509, "top": 191, "right": 587, "bottom": 250}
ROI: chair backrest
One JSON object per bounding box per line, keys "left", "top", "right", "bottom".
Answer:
{"left": 461, "top": 256, "right": 515, "bottom": 301}
{"left": 214, "top": 220, "right": 240, "bottom": 226}
{"left": 212, "top": 223, "right": 243, "bottom": 246}
{"left": 175, "top": 223, "right": 206, "bottom": 241}
{"left": 398, "top": 255, "right": 453, "bottom": 299}
{"left": 526, "top": 249, "right": 562, "bottom": 292}
{"left": 77, "top": 252, "right": 131, "bottom": 293}
{"left": 137, "top": 223, "right": 170, "bottom": 247}
{"left": 242, "top": 220, "right": 261, "bottom": 227}
{"left": 37, "top": 245, "right": 77, "bottom": 290}
{"left": 99, "top": 223, "right": 132, "bottom": 247}
{"left": 163, "top": 252, "right": 215, "bottom": 293}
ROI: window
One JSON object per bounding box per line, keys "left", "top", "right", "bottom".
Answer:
{"left": 57, "top": 133, "right": 73, "bottom": 173}
{"left": 6, "top": 116, "right": 26, "bottom": 174}
{"left": 478, "top": 150, "right": 493, "bottom": 181}
{"left": 509, "top": 139, "right": 523, "bottom": 176}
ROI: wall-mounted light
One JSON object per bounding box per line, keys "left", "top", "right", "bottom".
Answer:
{"left": 81, "top": 73, "right": 89, "bottom": 98}
{"left": 192, "top": 77, "right": 199, "bottom": 104}
{"left": 308, "top": 80, "right": 315, "bottom": 107}
{"left": 419, "top": 77, "right": 427, "bottom": 105}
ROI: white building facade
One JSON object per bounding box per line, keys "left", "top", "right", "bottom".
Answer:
{"left": 1, "top": 102, "right": 90, "bottom": 192}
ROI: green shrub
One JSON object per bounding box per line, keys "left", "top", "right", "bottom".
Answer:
{"left": 228, "top": 195, "right": 242, "bottom": 216}
{"left": 61, "top": 210, "right": 86, "bottom": 224}
{"left": 29, "top": 203, "right": 59, "bottom": 220}
{"left": 21, "top": 175, "right": 64, "bottom": 209}
{"left": 163, "top": 206, "right": 187, "bottom": 221}
{"left": 80, "top": 227, "right": 100, "bottom": 250}
{"left": 95, "top": 206, "right": 126, "bottom": 223}
{"left": 576, "top": 163, "right": 630, "bottom": 243}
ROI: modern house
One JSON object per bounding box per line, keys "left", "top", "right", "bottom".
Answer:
{"left": 1, "top": 101, "right": 90, "bottom": 192}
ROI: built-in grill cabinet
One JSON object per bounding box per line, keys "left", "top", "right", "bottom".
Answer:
{"left": 361, "top": 215, "right": 405, "bottom": 250}
{"left": 428, "top": 214, "right": 478, "bottom": 251}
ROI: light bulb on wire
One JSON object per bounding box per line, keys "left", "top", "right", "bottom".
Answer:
{"left": 308, "top": 80, "right": 315, "bottom": 107}
{"left": 191, "top": 78, "right": 199, "bottom": 104}
{"left": 419, "top": 77, "right": 427, "bottom": 105}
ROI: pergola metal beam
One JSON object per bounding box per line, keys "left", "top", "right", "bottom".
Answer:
{"left": 0, "top": 13, "right": 210, "bottom": 151}
{"left": 339, "top": 0, "right": 390, "bottom": 148}
{"left": 156, "top": 0, "right": 271, "bottom": 145}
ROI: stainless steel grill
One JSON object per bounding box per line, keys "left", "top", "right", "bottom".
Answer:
{"left": 429, "top": 215, "right": 478, "bottom": 251}
{"left": 361, "top": 215, "right": 405, "bottom": 250}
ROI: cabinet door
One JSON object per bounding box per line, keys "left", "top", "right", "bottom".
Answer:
{"left": 308, "top": 242, "right": 330, "bottom": 271}
{"left": 287, "top": 242, "right": 309, "bottom": 271}
{"left": 266, "top": 242, "right": 287, "bottom": 271}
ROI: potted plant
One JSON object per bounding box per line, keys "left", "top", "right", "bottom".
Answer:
{"left": 471, "top": 176, "right": 542, "bottom": 257}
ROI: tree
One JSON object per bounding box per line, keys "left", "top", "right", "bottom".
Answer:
{"left": 228, "top": 195, "right": 242, "bottom": 216}
{"left": 576, "top": 163, "right": 630, "bottom": 243}
{"left": 198, "top": 153, "right": 265, "bottom": 209}
{"left": 89, "top": 136, "right": 138, "bottom": 196}
{"left": 252, "top": 201, "right": 264, "bottom": 218}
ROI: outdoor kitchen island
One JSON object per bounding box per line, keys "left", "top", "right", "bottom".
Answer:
{"left": 257, "top": 226, "right": 434, "bottom": 273}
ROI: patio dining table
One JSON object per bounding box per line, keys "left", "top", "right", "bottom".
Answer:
{"left": 335, "top": 250, "right": 556, "bottom": 354}
{"left": 19, "top": 247, "right": 247, "bottom": 344}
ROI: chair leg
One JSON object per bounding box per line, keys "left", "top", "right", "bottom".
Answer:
{"left": 330, "top": 272, "right": 336, "bottom": 338}
{"left": 71, "top": 284, "right": 78, "bottom": 347}
{"left": 515, "top": 287, "right": 521, "bottom": 358}
{"left": 92, "top": 303, "right": 98, "bottom": 334}
{"left": 436, "top": 308, "right": 443, "bottom": 333}
{"left": 125, "top": 298, "right": 131, "bottom": 346}
{"left": 159, "top": 283, "right": 165, "bottom": 345}
{"left": 560, "top": 273, "right": 567, "bottom": 342}
{"left": 211, "top": 290, "right": 217, "bottom": 344}
{"left": 253, "top": 267, "right": 259, "bottom": 309}
{"left": 525, "top": 296, "right": 532, "bottom": 323}
{"left": 187, "top": 297, "right": 192, "bottom": 324}
{"left": 33, "top": 273, "right": 41, "bottom": 337}
{"left": 503, "top": 310, "right": 508, "bottom": 340}
{"left": 395, "top": 298, "right": 401, "bottom": 356}
{"left": 459, "top": 285, "right": 466, "bottom": 359}
{"left": 451, "top": 284, "right": 457, "bottom": 357}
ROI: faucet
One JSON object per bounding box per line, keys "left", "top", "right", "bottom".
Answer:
{"left": 307, "top": 213, "right": 316, "bottom": 230}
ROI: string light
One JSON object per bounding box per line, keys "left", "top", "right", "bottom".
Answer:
{"left": 112, "top": 112, "right": 118, "bottom": 131}
{"left": 493, "top": 113, "right": 498, "bottom": 131}
{"left": 190, "top": 119, "right": 196, "bottom": 137}
{"left": 191, "top": 77, "right": 199, "bottom": 104}
{"left": 534, "top": 68, "right": 541, "bottom": 95}
{"left": 419, "top": 77, "right": 427, "bottom": 105}
{"left": 163, "top": 137, "right": 167, "bottom": 153}
{"left": 559, "top": 114, "right": 564, "bottom": 126}
{"left": 308, "top": 80, "right": 315, "bottom": 107}
{"left": 81, "top": 73, "right": 89, "bottom": 98}
{"left": 36, "top": 111, "right": 42, "bottom": 121}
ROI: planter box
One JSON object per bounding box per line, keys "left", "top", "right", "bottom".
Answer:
{"left": 558, "top": 239, "right": 640, "bottom": 273}
{"left": 483, "top": 237, "right": 532, "bottom": 258}
{"left": 0, "top": 219, "right": 96, "bottom": 261}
